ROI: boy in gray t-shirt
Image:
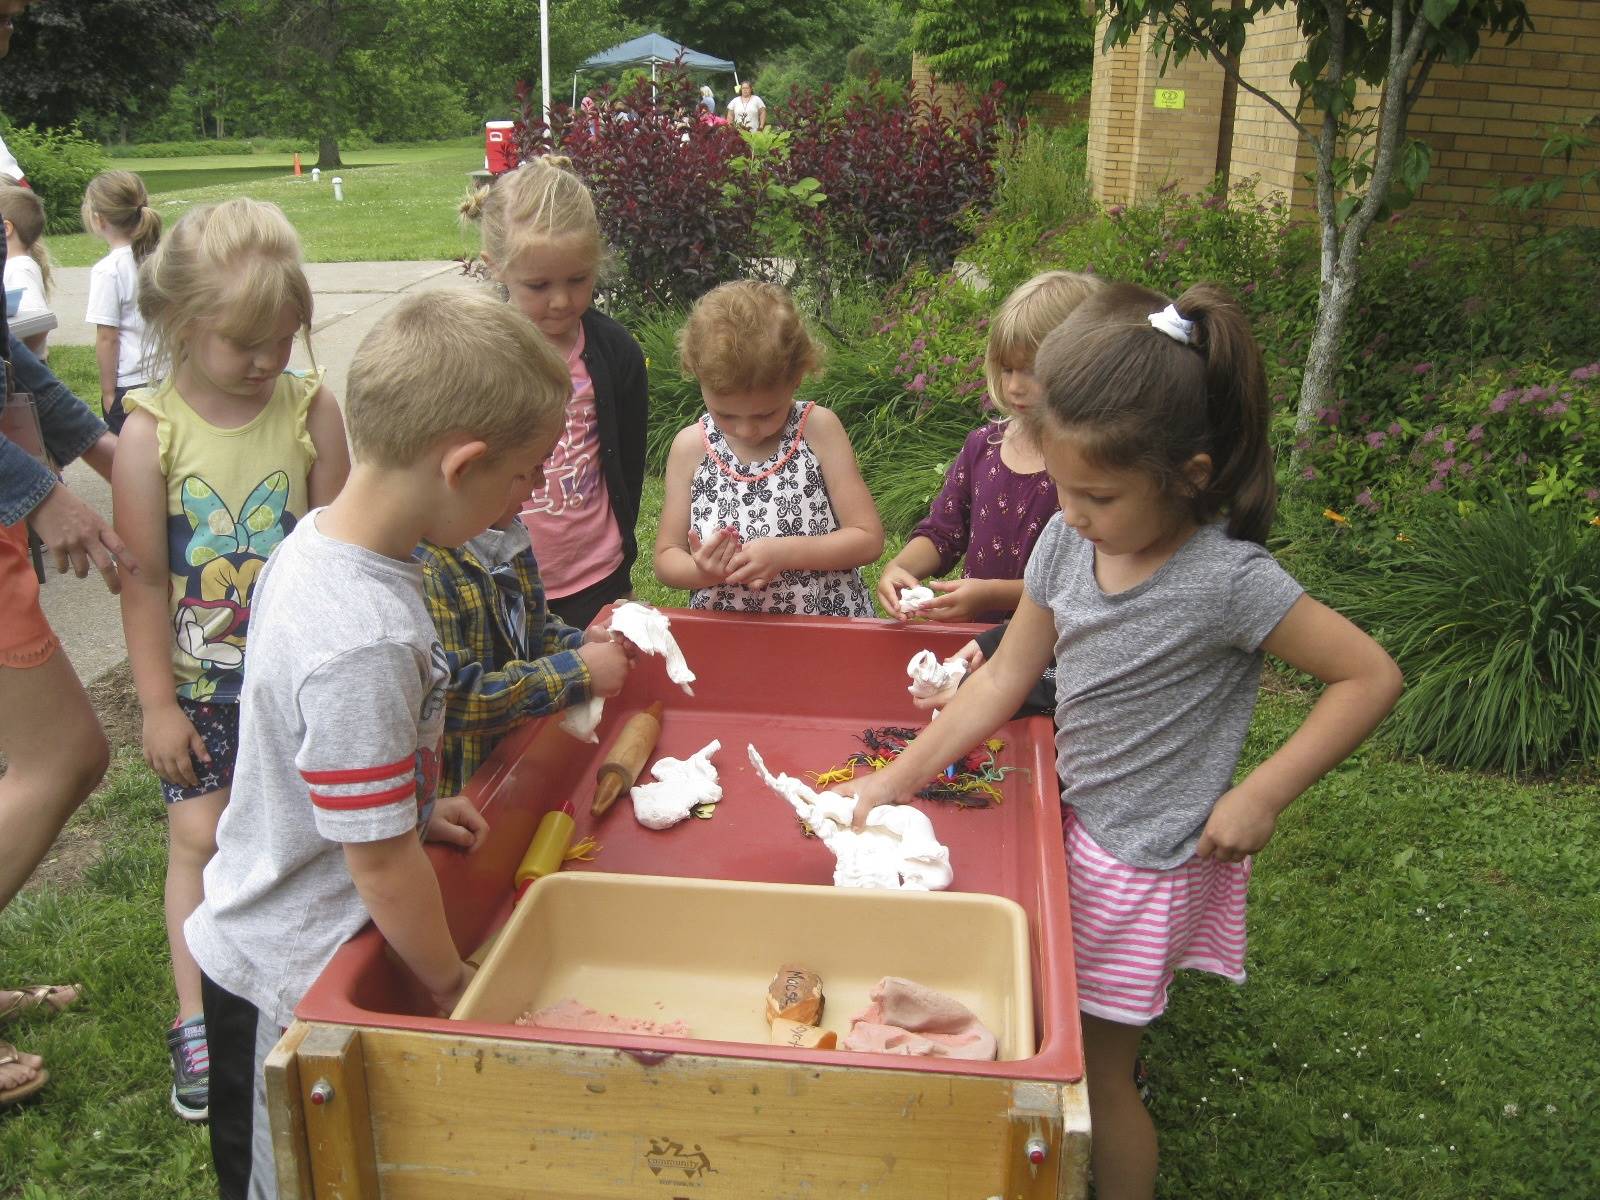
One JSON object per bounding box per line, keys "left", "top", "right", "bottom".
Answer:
{"left": 186, "top": 291, "right": 572, "bottom": 1200}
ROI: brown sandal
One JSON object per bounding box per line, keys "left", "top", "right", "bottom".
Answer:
{"left": 0, "top": 1040, "right": 49, "bottom": 1106}
{"left": 0, "top": 984, "right": 82, "bottom": 1023}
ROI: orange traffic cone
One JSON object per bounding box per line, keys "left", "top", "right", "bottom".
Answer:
{"left": 293, "top": 152, "right": 302, "bottom": 176}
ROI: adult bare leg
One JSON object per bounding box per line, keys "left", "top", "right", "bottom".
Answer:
{"left": 0, "top": 649, "right": 109, "bottom": 1099}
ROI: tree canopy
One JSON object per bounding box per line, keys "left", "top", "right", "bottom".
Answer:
{"left": 0, "top": 0, "right": 220, "bottom": 131}
{"left": 905, "top": 0, "right": 1096, "bottom": 103}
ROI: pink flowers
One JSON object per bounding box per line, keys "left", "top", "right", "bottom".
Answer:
{"left": 1366, "top": 431, "right": 1388, "bottom": 449}
{"left": 906, "top": 373, "right": 929, "bottom": 394}
{"left": 1413, "top": 362, "right": 1434, "bottom": 376}
{"left": 1467, "top": 425, "right": 1485, "bottom": 443}
{"left": 1355, "top": 490, "right": 1378, "bottom": 511}
{"left": 1569, "top": 362, "right": 1600, "bottom": 383}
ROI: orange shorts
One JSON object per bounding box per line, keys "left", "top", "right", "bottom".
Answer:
{"left": 0, "top": 518, "right": 59, "bottom": 669}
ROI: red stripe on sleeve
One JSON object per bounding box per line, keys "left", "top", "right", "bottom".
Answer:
{"left": 301, "top": 757, "right": 414, "bottom": 786}
{"left": 310, "top": 780, "right": 415, "bottom": 811}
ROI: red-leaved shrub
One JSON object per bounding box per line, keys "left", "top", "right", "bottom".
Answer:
{"left": 513, "top": 74, "right": 762, "bottom": 311}
{"left": 780, "top": 79, "right": 1008, "bottom": 284}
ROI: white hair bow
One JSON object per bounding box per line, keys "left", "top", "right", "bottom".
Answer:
{"left": 1148, "top": 304, "right": 1196, "bottom": 346}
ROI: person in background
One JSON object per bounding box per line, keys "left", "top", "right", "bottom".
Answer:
{"left": 877, "top": 270, "right": 1102, "bottom": 625}
{"left": 460, "top": 156, "right": 649, "bottom": 629}
{"left": 0, "top": 0, "right": 132, "bottom": 1111}
{"left": 83, "top": 170, "right": 163, "bottom": 434}
{"left": 656, "top": 280, "right": 883, "bottom": 616}
{"left": 726, "top": 80, "right": 766, "bottom": 131}
{"left": 1, "top": 180, "right": 55, "bottom": 358}
{"left": 114, "top": 197, "right": 349, "bottom": 1122}
{"left": 698, "top": 85, "right": 716, "bottom": 115}
{"left": 843, "top": 282, "right": 1402, "bottom": 1200}
{"left": 186, "top": 291, "right": 561, "bottom": 1198}
{"left": 416, "top": 491, "right": 634, "bottom": 797}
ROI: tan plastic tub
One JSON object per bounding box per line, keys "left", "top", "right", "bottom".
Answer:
{"left": 453, "top": 870, "right": 1036, "bottom": 1061}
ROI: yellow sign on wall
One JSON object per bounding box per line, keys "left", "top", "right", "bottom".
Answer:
{"left": 1153, "top": 88, "right": 1186, "bottom": 110}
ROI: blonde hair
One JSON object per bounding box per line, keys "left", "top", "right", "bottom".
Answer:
{"left": 678, "top": 280, "right": 822, "bottom": 394}
{"left": 0, "top": 181, "right": 51, "bottom": 296}
{"left": 138, "top": 198, "right": 313, "bottom": 377}
{"left": 345, "top": 290, "right": 570, "bottom": 468}
{"left": 984, "top": 270, "right": 1102, "bottom": 418}
{"left": 459, "top": 155, "right": 602, "bottom": 271}
{"left": 81, "top": 170, "right": 162, "bottom": 263}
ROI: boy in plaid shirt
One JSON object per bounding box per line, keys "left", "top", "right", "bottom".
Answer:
{"left": 416, "top": 497, "right": 632, "bottom": 795}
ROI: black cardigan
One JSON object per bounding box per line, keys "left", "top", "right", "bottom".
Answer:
{"left": 577, "top": 307, "right": 649, "bottom": 582}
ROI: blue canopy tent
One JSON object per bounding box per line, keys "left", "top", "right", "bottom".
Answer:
{"left": 572, "top": 33, "right": 738, "bottom": 106}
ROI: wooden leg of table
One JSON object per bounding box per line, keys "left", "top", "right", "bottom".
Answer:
{"left": 264, "top": 1022, "right": 315, "bottom": 1200}
{"left": 296, "top": 1024, "right": 380, "bottom": 1199}
{"left": 1059, "top": 1079, "right": 1092, "bottom": 1200}
{"left": 1003, "top": 1080, "right": 1086, "bottom": 1200}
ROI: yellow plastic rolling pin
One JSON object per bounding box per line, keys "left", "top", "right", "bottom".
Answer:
{"left": 515, "top": 801, "right": 576, "bottom": 898}
{"left": 591, "top": 701, "right": 666, "bottom": 816}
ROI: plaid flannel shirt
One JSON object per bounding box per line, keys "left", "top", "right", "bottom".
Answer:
{"left": 417, "top": 538, "right": 591, "bottom": 795}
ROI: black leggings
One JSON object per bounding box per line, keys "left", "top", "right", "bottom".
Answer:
{"left": 201, "top": 973, "right": 263, "bottom": 1200}
{"left": 547, "top": 559, "right": 634, "bottom": 630}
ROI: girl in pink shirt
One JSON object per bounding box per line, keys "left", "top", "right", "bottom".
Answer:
{"left": 462, "top": 157, "right": 649, "bottom": 628}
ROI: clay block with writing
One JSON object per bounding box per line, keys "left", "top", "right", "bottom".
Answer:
{"left": 765, "top": 963, "right": 824, "bottom": 1026}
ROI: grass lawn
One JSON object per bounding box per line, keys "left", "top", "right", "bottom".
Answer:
{"left": 46, "top": 139, "right": 484, "bottom": 267}
{"left": 38, "top": 347, "right": 100, "bottom": 417}
{"left": 2, "top": 480, "right": 1595, "bottom": 1197}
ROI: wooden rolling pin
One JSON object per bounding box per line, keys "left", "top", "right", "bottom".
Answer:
{"left": 591, "top": 701, "right": 666, "bottom": 816}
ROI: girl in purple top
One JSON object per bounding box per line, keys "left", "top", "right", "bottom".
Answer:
{"left": 878, "top": 271, "right": 1102, "bottom": 623}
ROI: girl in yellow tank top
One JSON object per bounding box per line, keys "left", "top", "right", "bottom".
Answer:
{"left": 111, "top": 198, "right": 350, "bottom": 1122}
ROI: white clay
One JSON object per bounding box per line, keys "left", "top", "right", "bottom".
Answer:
{"left": 560, "top": 603, "right": 695, "bottom": 742}
{"left": 906, "top": 649, "right": 968, "bottom": 699}
{"left": 747, "top": 745, "right": 953, "bottom": 891}
{"left": 897, "top": 585, "right": 936, "bottom": 615}
{"left": 559, "top": 697, "right": 605, "bottom": 743}
{"left": 631, "top": 740, "right": 722, "bottom": 830}
{"left": 609, "top": 602, "right": 696, "bottom": 695}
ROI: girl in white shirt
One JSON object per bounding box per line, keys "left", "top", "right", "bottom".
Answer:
{"left": 82, "top": 170, "right": 163, "bottom": 433}
{"left": 0, "top": 180, "right": 52, "bottom": 358}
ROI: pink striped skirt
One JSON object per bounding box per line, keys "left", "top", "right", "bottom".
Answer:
{"left": 1064, "top": 807, "right": 1250, "bottom": 1026}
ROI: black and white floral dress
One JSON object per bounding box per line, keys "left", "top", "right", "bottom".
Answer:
{"left": 688, "top": 402, "right": 874, "bottom": 617}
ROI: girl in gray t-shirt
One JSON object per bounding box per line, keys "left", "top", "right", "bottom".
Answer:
{"left": 849, "top": 281, "right": 1401, "bottom": 1200}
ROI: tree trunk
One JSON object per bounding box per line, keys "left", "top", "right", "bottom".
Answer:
{"left": 1298, "top": 261, "right": 1358, "bottom": 431}
{"left": 316, "top": 137, "right": 343, "bottom": 169}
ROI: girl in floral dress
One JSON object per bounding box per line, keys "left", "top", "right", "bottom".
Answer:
{"left": 656, "top": 281, "right": 883, "bottom": 617}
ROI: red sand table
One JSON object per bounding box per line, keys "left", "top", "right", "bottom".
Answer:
{"left": 266, "top": 609, "right": 1088, "bottom": 1198}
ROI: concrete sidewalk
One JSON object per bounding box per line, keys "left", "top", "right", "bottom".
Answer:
{"left": 36, "top": 260, "right": 482, "bottom": 685}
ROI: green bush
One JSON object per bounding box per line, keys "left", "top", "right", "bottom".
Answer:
{"left": 991, "top": 122, "right": 1093, "bottom": 236}
{"left": 0, "top": 122, "right": 107, "bottom": 233}
{"left": 1295, "top": 358, "right": 1600, "bottom": 545}
{"left": 105, "top": 138, "right": 257, "bottom": 158}
{"left": 1334, "top": 501, "right": 1600, "bottom": 776}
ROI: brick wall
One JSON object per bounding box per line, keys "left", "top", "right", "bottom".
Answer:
{"left": 1228, "top": 8, "right": 1318, "bottom": 207}
{"left": 1088, "top": 0, "right": 1600, "bottom": 230}
{"left": 1088, "top": 18, "right": 1229, "bottom": 204}
{"left": 1403, "top": 1, "right": 1600, "bottom": 226}
{"left": 1087, "top": 25, "right": 1140, "bottom": 203}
